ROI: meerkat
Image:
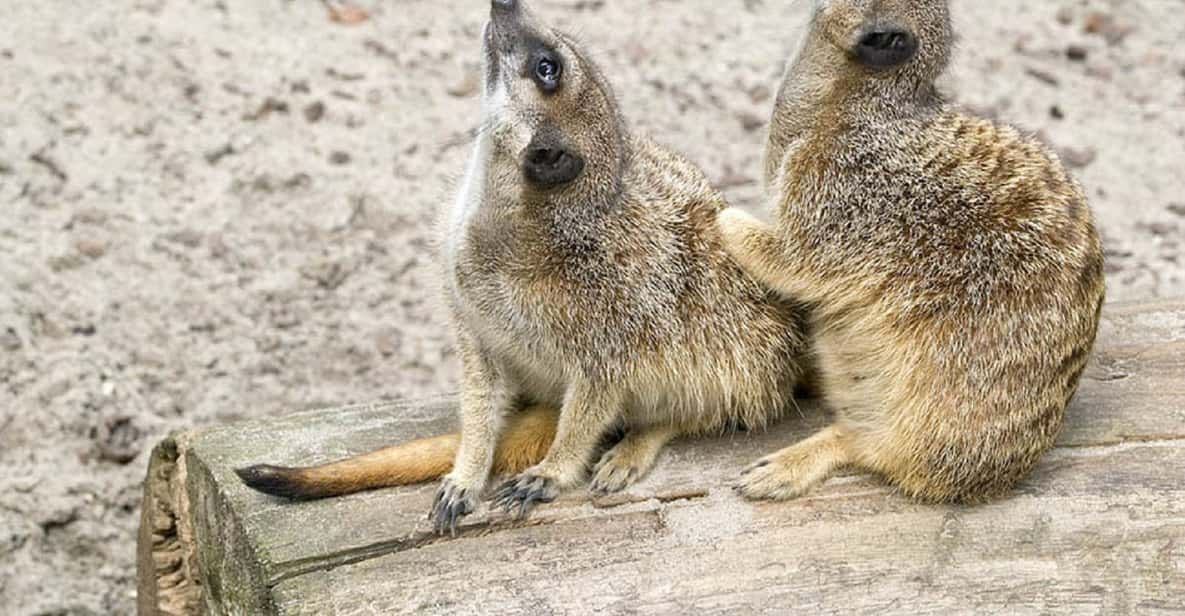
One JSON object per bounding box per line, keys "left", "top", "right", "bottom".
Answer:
{"left": 716, "top": 0, "right": 1105, "bottom": 503}
{"left": 239, "top": 0, "right": 813, "bottom": 533}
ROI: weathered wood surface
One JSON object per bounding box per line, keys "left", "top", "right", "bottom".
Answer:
{"left": 138, "top": 300, "right": 1185, "bottom": 615}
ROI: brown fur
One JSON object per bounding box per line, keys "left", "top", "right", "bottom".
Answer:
{"left": 718, "top": 0, "right": 1105, "bottom": 503}
{"left": 240, "top": 0, "right": 812, "bottom": 534}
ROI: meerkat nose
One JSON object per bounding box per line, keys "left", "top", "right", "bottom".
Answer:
{"left": 492, "top": 0, "right": 518, "bottom": 14}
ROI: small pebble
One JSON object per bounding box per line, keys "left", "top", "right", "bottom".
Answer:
{"left": 304, "top": 100, "right": 326, "bottom": 123}
{"left": 0, "top": 328, "right": 21, "bottom": 352}
{"left": 75, "top": 238, "right": 108, "bottom": 259}
{"left": 446, "top": 71, "right": 480, "bottom": 98}
{"left": 1026, "top": 67, "right": 1060, "bottom": 86}
{"left": 1066, "top": 45, "right": 1088, "bottom": 62}
{"left": 737, "top": 111, "right": 765, "bottom": 132}
{"left": 1059, "top": 146, "right": 1097, "bottom": 168}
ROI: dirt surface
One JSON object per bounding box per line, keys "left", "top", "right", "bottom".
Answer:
{"left": 1, "top": 0, "right": 1182, "bottom": 613}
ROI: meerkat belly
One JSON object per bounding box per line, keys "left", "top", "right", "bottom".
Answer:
{"left": 812, "top": 322, "right": 892, "bottom": 428}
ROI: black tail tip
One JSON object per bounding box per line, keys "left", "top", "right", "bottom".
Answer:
{"left": 235, "top": 464, "right": 318, "bottom": 500}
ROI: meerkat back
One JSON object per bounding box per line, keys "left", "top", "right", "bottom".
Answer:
{"left": 718, "top": 0, "right": 1105, "bottom": 503}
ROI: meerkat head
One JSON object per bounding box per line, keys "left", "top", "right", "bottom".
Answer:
{"left": 480, "top": 0, "right": 626, "bottom": 203}
{"left": 811, "top": 0, "right": 952, "bottom": 88}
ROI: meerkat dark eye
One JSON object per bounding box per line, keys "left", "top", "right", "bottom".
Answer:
{"left": 536, "top": 58, "right": 559, "bottom": 81}
{"left": 855, "top": 28, "right": 918, "bottom": 68}
{"left": 530, "top": 50, "right": 563, "bottom": 93}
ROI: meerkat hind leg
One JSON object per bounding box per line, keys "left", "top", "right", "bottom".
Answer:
{"left": 737, "top": 425, "right": 851, "bottom": 501}
{"left": 590, "top": 425, "right": 677, "bottom": 494}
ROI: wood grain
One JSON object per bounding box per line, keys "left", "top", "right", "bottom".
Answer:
{"left": 137, "top": 301, "right": 1185, "bottom": 614}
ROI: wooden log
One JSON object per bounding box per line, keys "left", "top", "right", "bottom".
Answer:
{"left": 136, "top": 301, "right": 1185, "bottom": 615}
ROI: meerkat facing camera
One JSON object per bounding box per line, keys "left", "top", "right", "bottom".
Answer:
{"left": 718, "top": 0, "right": 1105, "bottom": 502}
{"left": 240, "top": 0, "right": 814, "bottom": 534}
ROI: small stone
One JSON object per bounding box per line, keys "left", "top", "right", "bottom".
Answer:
{"left": 205, "top": 143, "right": 235, "bottom": 165}
{"left": 302, "top": 257, "right": 352, "bottom": 290}
{"left": 327, "top": 3, "right": 370, "bottom": 25}
{"left": 1025, "top": 67, "right": 1060, "bottom": 87}
{"left": 1066, "top": 45, "right": 1088, "bottom": 62}
{"left": 75, "top": 238, "right": 108, "bottom": 259}
{"left": 97, "top": 417, "right": 142, "bottom": 465}
{"left": 283, "top": 173, "right": 312, "bottom": 190}
{"left": 329, "top": 151, "right": 352, "bottom": 165}
{"left": 1083, "top": 11, "right": 1133, "bottom": 45}
{"left": 446, "top": 71, "right": 480, "bottom": 98}
{"left": 0, "top": 327, "right": 21, "bottom": 352}
{"left": 48, "top": 253, "right": 86, "bottom": 272}
{"left": 1083, "top": 12, "right": 1109, "bottom": 34}
{"left": 1049, "top": 105, "right": 1065, "bottom": 120}
{"left": 1167, "top": 203, "right": 1185, "bottom": 218}
{"left": 162, "top": 229, "right": 203, "bottom": 248}
{"left": 747, "top": 84, "right": 771, "bottom": 104}
{"left": 737, "top": 111, "right": 765, "bottom": 132}
{"left": 1055, "top": 6, "right": 1074, "bottom": 26}
{"left": 244, "top": 97, "right": 289, "bottom": 121}
{"left": 71, "top": 323, "right": 97, "bottom": 336}
{"left": 1058, "top": 146, "right": 1097, "bottom": 168}
{"left": 375, "top": 328, "right": 402, "bottom": 357}
{"left": 304, "top": 100, "right": 326, "bottom": 123}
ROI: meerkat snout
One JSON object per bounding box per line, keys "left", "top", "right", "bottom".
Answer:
{"left": 523, "top": 137, "right": 584, "bottom": 187}
{"left": 854, "top": 26, "right": 918, "bottom": 67}
{"left": 492, "top": 0, "right": 517, "bottom": 13}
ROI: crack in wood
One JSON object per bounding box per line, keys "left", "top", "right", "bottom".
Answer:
{"left": 265, "top": 490, "right": 712, "bottom": 586}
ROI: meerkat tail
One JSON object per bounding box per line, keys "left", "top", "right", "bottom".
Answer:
{"left": 236, "top": 405, "right": 559, "bottom": 500}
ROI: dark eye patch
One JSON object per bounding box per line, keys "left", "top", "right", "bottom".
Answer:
{"left": 854, "top": 28, "right": 918, "bottom": 68}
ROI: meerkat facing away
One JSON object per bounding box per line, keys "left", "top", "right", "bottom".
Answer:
{"left": 240, "top": 0, "right": 813, "bottom": 533}
{"left": 717, "top": 0, "right": 1105, "bottom": 503}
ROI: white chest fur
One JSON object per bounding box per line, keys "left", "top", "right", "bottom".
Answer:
{"left": 445, "top": 81, "right": 508, "bottom": 273}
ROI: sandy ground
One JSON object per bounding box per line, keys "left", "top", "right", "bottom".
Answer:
{"left": 0, "top": 0, "right": 1182, "bottom": 613}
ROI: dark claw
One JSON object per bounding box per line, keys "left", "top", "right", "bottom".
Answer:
{"left": 741, "top": 459, "right": 771, "bottom": 476}
{"left": 492, "top": 473, "right": 558, "bottom": 519}
{"left": 429, "top": 479, "right": 476, "bottom": 536}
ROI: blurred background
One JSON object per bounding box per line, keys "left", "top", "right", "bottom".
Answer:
{"left": 1, "top": 0, "right": 1182, "bottom": 612}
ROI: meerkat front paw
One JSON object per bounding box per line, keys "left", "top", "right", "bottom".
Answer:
{"left": 492, "top": 469, "right": 561, "bottom": 518}
{"left": 430, "top": 475, "right": 479, "bottom": 536}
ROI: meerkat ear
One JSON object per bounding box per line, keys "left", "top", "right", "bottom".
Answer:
{"left": 523, "top": 131, "right": 585, "bottom": 187}
{"left": 854, "top": 26, "right": 918, "bottom": 68}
